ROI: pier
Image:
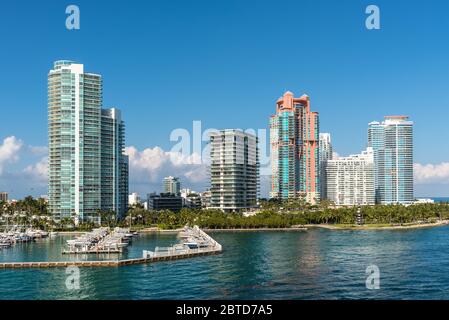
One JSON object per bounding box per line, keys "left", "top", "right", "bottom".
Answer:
{"left": 0, "top": 226, "right": 222, "bottom": 269}
{"left": 62, "top": 227, "right": 135, "bottom": 254}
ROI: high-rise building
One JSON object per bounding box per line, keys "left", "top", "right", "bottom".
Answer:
{"left": 101, "top": 108, "right": 128, "bottom": 218}
{"left": 48, "top": 61, "right": 128, "bottom": 223}
{"left": 319, "top": 133, "right": 333, "bottom": 201}
{"left": 270, "top": 91, "right": 320, "bottom": 204}
{"left": 0, "top": 192, "right": 8, "bottom": 202}
{"left": 368, "top": 116, "right": 414, "bottom": 205}
{"left": 326, "top": 148, "right": 375, "bottom": 206}
{"left": 163, "top": 176, "right": 181, "bottom": 195}
{"left": 209, "top": 129, "right": 259, "bottom": 212}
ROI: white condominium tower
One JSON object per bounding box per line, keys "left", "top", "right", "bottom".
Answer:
{"left": 326, "top": 148, "right": 375, "bottom": 206}
{"left": 48, "top": 61, "right": 128, "bottom": 223}
{"left": 319, "top": 133, "right": 333, "bottom": 201}
{"left": 209, "top": 129, "right": 259, "bottom": 212}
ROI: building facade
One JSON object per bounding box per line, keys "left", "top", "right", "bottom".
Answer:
{"left": 181, "top": 189, "right": 202, "bottom": 208}
{"left": 128, "top": 192, "right": 141, "bottom": 207}
{"left": 147, "top": 193, "right": 183, "bottom": 212}
{"left": 0, "top": 192, "right": 8, "bottom": 202}
{"left": 368, "top": 116, "right": 414, "bottom": 205}
{"left": 209, "top": 129, "right": 259, "bottom": 212}
{"left": 270, "top": 91, "right": 320, "bottom": 204}
{"left": 48, "top": 61, "right": 128, "bottom": 223}
{"left": 101, "top": 108, "right": 128, "bottom": 218}
{"left": 319, "top": 133, "right": 333, "bottom": 201}
{"left": 326, "top": 148, "right": 375, "bottom": 206}
{"left": 163, "top": 176, "right": 181, "bottom": 195}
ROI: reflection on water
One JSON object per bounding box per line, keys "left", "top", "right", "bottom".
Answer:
{"left": 1, "top": 226, "right": 449, "bottom": 299}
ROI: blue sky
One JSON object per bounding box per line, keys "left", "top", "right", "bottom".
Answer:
{"left": 1, "top": 0, "right": 449, "bottom": 198}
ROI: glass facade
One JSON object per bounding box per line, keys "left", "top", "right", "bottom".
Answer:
{"left": 368, "top": 116, "right": 414, "bottom": 205}
{"left": 48, "top": 61, "right": 128, "bottom": 223}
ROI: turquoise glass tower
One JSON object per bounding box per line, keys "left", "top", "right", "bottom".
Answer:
{"left": 48, "top": 61, "right": 128, "bottom": 223}
{"left": 368, "top": 116, "right": 414, "bottom": 205}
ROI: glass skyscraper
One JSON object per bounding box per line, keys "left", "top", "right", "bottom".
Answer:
{"left": 48, "top": 61, "right": 128, "bottom": 223}
{"left": 368, "top": 116, "right": 414, "bottom": 205}
{"left": 270, "top": 91, "right": 320, "bottom": 204}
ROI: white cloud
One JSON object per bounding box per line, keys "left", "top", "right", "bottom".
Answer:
{"left": 125, "top": 146, "right": 208, "bottom": 192}
{"left": 23, "top": 157, "right": 48, "bottom": 183}
{"left": 414, "top": 162, "right": 449, "bottom": 184}
{"left": 0, "top": 136, "right": 23, "bottom": 175}
{"left": 28, "top": 145, "right": 48, "bottom": 156}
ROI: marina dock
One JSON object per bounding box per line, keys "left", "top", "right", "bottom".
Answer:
{"left": 62, "top": 227, "right": 136, "bottom": 254}
{"left": 0, "top": 226, "right": 222, "bottom": 269}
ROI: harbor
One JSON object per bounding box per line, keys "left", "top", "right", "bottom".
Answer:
{"left": 0, "top": 226, "right": 222, "bottom": 269}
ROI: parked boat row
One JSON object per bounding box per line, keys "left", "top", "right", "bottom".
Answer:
{"left": 63, "top": 227, "right": 138, "bottom": 254}
{"left": 0, "top": 228, "right": 51, "bottom": 249}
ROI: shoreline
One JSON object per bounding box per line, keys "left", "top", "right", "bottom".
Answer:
{"left": 203, "top": 227, "right": 308, "bottom": 232}
{"left": 47, "top": 220, "right": 449, "bottom": 234}
{"left": 305, "top": 220, "right": 449, "bottom": 230}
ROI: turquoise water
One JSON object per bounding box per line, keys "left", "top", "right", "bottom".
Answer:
{"left": 1, "top": 227, "right": 449, "bottom": 299}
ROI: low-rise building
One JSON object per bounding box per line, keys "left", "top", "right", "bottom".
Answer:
{"left": 147, "top": 193, "right": 183, "bottom": 212}
{"left": 181, "top": 189, "right": 202, "bottom": 209}
{"left": 128, "top": 192, "right": 141, "bottom": 207}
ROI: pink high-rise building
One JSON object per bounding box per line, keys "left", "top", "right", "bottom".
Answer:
{"left": 270, "top": 91, "right": 320, "bottom": 204}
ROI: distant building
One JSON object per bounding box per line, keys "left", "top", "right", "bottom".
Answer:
{"left": 414, "top": 198, "right": 435, "bottom": 204}
{"left": 270, "top": 91, "right": 320, "bottom": 204}
{"left": 368, "top": 116, "right": 414, "bottom": 205}
{"left": 48, "top": 61, "right": 128, "bottom": 223}
{"left": 209, "top": 129, "right": 259, "bottom": 212}
{"left": 0, "top": 192, "right": 8, "bottom": 202}
{"left": 180, "top": 189, "right": 202, "bottom": 208}
{"left": 163, "top": 176, "right": 181, "bottom": 195}
{"left": 200, "top": 190, "right": 211, "bottom": 209}
{"left": 319, "top": 133, "right": 333, "bottom": 201}
{"left": 326, "top": 148, "right": 375, "bottom": 206}
{"left": 128, "top": 192, "right": 141, "bottom": 206}
{"left": 101, "top": 108, "right": 129, "bottom": 219}
{"left": 147, "top": 193, "right": 183, "bottom": 212}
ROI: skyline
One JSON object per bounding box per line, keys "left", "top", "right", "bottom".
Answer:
{"left": 1, "top": 0, "right": 449, "bottom": 198}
